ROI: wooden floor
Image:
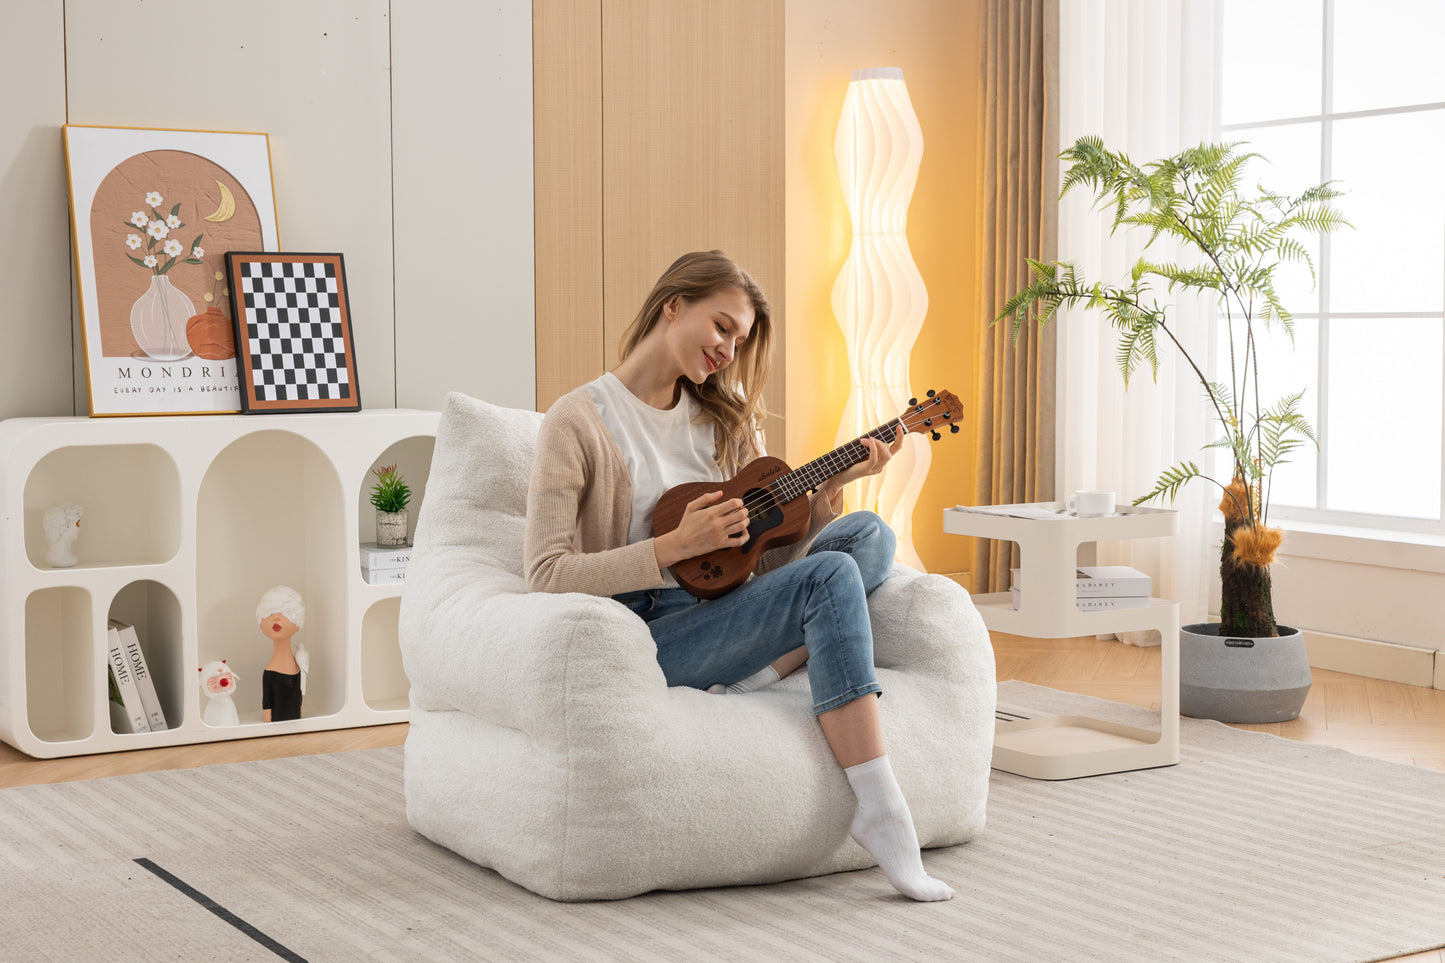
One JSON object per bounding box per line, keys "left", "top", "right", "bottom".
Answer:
{"left": 1, "top": 631, "right": 1441, "bottom": 960}
{"left": 993, "top": 631, "right": 1445, "bottom": 773}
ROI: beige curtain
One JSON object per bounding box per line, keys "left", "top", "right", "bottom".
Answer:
{"left": 972, "top": 0, "right": 1060, "bottom": 595}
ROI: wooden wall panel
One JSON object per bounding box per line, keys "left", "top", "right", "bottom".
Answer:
{"left": 0, "top": 0, "right": 72, "bottom": 418}
{"left": 599, "top": 0, "right": 786, "bottom": 441}
{"left": 534, "top": 0, "right": 605, "bottom": 412}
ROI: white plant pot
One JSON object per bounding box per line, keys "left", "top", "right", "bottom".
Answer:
{"left": 376, "top": 510, "right": 409, "bottom": 547}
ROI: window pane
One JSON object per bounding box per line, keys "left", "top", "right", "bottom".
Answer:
{"left": 1334, "top": 0, "right": 1445, "bottom": 112}
{"left": 1222, "top": 0, "right": 1322, "bottom": 125}
{"left": 1325, "top": 317, "right": 1443, "bottom": 517}
{"left": 1233, "top": 123, "right": 1323, "bottom": 315}
{"left": 1329, "top": 110, "right": 1445, "bottom": 313}
{"left": 1217, "top": 317, "right": 1320, "bottom": 510}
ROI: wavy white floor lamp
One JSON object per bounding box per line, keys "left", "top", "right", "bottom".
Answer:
{"left": 832, "top": 67, "right": 930, "bottom": 569}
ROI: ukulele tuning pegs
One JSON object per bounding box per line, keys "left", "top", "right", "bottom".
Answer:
{"left": 926, "top": 389, "right": 936, "bottom": 397}
{"left": 942, "top": 411, "right": 951, "bottom": 419}
{"left": 924, "top": 418, "right": 932, "bottom": 427}
{"left": 930, "top": 430, "right": 941, "bottom": 441}
{"left": 950, "top": 423, "right": 960, "bottom": 433}
{"left": 908, "top": 397, "right": 918, "bottom": 406}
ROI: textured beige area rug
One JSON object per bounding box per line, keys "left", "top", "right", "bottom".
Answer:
{"left": 1, "top": 682, "right": 1442, "bottom": 962}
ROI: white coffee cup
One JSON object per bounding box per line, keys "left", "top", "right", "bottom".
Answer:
{"left": 1069, "top": 490, "right": 1116, "bottom": 517}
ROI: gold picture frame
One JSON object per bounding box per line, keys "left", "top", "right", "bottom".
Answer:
{"left": 63, "top": 124, "right": 280, "bottom": 416}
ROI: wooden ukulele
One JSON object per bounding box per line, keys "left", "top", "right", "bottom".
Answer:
{"left": 652, "top": 389, "right": 963, "bottom": 599}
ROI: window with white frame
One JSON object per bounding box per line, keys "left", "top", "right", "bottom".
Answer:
{"left": 1220, "top": 0, "right": 1445, "bottom": 534}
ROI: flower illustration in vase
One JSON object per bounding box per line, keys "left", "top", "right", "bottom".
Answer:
{"left": 88, "top": 150, "right": 264, "bottom": 363}
{"left": 123, "top": 189, "right": 204, "bottom": 360}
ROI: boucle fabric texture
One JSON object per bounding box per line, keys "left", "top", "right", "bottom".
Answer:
{"left": 399, "top": 391, "right": 997, "bottom": 901}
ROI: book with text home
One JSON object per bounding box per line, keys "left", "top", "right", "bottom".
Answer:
{"left": 106, "top": 626, "right": 150, "bottom": 734}
{"left": 1010, "top": 565, "right": 1151, "bottom": 597}
{"left": 113, "top": 622, "right": 167, "bottom": 731}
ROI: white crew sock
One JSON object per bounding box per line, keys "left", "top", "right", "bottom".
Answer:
{"left": 706, "top": 665, "right": 780, "bottom": 695}
{"left": 844, "top": 755, "right": 954, "bottom": 902}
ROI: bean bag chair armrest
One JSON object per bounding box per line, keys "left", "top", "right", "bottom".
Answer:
{"left": 401, "top": 569, "right": 667, "bottom": 749}
{"left": 869, "top": 565, "right": 994, "bottom": 683}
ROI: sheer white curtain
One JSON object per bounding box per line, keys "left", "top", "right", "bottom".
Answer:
{"left": 1057, "top": 0, "right": 1220, "bottom": 626}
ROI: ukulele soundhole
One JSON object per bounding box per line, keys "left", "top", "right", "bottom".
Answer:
{"left": 738, "top": 487, "right": 782, "bottom": 555}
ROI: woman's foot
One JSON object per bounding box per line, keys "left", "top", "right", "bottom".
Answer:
{"left": 706, "top": 664, "right": 780, "bottom": 695}
{"left": 845, "top": 755, "right": 954, "bottom": 902}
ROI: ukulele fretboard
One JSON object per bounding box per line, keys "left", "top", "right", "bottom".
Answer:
{"left": 764, "top": 421, "right": 904, "bottom": 506}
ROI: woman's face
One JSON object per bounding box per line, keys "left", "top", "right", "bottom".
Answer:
{"left": 260, "top": 613, "right": 299, "bottom": 641}
{"left": 662, "top": 287, "right": 756, "bottom": 385}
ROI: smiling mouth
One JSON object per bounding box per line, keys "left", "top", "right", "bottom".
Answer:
{"left": 703, "top": 352, "right": 718, "bottom": 372}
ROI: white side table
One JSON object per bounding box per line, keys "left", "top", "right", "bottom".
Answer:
{"left": 944, "top": 502, "right": 1180, "bottom": 779}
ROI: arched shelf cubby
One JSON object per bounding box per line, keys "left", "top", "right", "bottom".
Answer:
{"left": 0, "top": 409, "right": 440, "bottom": 758}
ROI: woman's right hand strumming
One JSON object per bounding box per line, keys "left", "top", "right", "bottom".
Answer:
{"left": 654, "top": 490, "right": 750, "bottom": 569}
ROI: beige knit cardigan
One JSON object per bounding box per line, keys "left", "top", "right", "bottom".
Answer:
{"left": 524, "top": 384, "right": 840, "bottom": 597}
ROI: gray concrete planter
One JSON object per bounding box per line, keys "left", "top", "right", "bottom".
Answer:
{"left": 1180, "top": 622, "right": 1311, "bottom": 723}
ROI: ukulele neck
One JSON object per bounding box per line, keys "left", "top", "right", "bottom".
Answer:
{"left": 767, "top": 420, "right": 905, "bottom": 504}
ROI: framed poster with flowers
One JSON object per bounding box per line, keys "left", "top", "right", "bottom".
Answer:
{"left": 62, "top": 125, "right": 280, "bottom": 416}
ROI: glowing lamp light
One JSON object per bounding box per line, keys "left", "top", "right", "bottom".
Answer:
{"left": 831, "top": 67, "right": 929, "bottom": 569}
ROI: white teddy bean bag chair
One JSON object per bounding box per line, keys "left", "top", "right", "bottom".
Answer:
{"left": 399, "top": 392, "right": 997, "bottom": 901}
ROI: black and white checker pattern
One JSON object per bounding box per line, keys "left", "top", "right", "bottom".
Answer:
{"left": 237, "top": 260, "right": 352, "bottom": 402}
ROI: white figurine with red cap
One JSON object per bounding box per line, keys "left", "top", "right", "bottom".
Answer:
{"left": 199, "top": 660, "right": 240, "bottom": 726}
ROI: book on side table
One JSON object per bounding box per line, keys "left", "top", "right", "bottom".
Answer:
{"left": 1010, "top": 565, "right": 1151, "bottom": 611}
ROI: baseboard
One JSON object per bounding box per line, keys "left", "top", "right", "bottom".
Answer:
{"left": 1302, "top": 629, "right": 1439, "bottom": 689}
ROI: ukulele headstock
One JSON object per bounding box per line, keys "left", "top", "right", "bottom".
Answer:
{"left": 902, "top": 389, "right": 964, "bottom": 441}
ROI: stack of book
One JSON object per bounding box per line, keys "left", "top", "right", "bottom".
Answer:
{"left": 360, "top": 542, "right": 411, "bottom": 584}
{"left": 107, "top": 619, "right": 168, "bottom": 734}
{"left": 1010, "top": 565, "right": 1151, "bottom": 612}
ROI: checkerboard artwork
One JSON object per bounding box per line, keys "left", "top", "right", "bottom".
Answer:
{"left": 226, "top": 252, "right": 360, "bottom": 413}
{"left": 237, "top": 260, "right": 350, "bottom": 401}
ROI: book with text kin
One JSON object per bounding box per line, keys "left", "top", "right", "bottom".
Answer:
{"left": 360, "top": 542, "right": 411, "bottom": 572}
{"left": 1010, "top": 565, "right": 1150, "bottom": 598}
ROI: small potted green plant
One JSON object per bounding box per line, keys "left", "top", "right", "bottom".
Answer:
{"left": 370, "top": 464, "right": 412, "bottom": 546}
{"left": 996, "top": 137, "right": 1348, "bottom": 723}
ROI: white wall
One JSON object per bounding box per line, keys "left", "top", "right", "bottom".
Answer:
{"left": 1207, "top": 522, "right": 1445, "bottom": 684}
{"left": 1, "top": 3, "right": 71, "bottom": 419}
{"left": 1, "top": 0, "right": 534, "bottom": 420}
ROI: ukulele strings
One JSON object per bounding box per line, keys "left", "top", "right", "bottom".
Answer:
{"left": 731, "top": 396, "right": 953, "bottom": 521}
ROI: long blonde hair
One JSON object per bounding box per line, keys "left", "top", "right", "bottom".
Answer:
{"left": 618, "top": 250, "right": 772, "bottom": 475}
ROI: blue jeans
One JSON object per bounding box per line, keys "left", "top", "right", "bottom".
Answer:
{"left": 614, "top": 511, "right": 896, "bottom": 716}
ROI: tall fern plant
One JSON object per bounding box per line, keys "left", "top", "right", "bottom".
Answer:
{"left": 997, "top": 138, "right": 1348, "bottom": 639}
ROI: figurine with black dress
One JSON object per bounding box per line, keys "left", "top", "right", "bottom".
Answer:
{"left": 256, "top": 585, "right": 309, "bottom": 722}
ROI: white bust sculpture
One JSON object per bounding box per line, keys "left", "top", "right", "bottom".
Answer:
{"left": 43, "top": 503, "right": 83, "bottom": 568}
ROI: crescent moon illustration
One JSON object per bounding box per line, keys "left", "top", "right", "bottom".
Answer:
{"left": 204, "top": 180, "right": 236, "bottom": 223}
